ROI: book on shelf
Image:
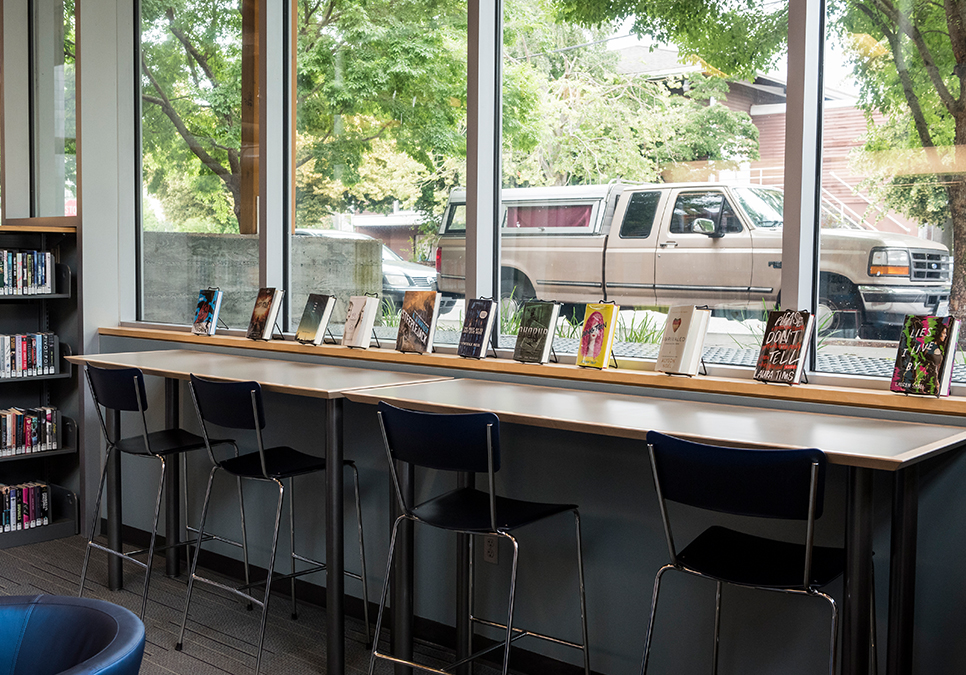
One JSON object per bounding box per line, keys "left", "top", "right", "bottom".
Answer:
{"left": 341, "top": 295, "right": 380, "bottom": 349}
{"left": 0, "top": 250, "right": 52, "bottom": 295}
{"left": 458, "top": 298, "right": 498, "bottom": 358}
{"left": 655, "top": 305, "right": 712, "bottom": 376}
{"left": 246, "top": 287, "right": 284, "bottom": 341}
{"left": 754, "top": 309, "right": 815, "bottom": 384}
{"left": 1, "top": 407, "right": 58, "bottom": 456}
{"left": 295, "top": 293, "right": 337, "bottom": 345}
{"left": 395, "top": 290, "right": 442, "bottom": 354}
{"left": 513, "top": 301, "right": 561, "bottom": 364}
{"left": 0, "top": 333, "right": 56, "bottom": 379}
{"left": 890, "top": 314, "right": 960, "bottom": 397}
{"left": 575, "top": 303, "right": 619, "bottom": 369}
{"left": 191, "top": 289, "right": 223, "bottom": 336}
{"left": 0, "top": 482, "right": 49, "bottom": 532}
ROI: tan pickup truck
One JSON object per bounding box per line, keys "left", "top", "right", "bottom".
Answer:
{"left": 435, "top": 183, "right": 952, "bottom": 338}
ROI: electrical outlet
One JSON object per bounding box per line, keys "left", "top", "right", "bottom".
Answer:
{"left": 483, "top": 535, "right": 499, "bottom": 564}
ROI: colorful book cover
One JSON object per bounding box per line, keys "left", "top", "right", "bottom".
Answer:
{"left": 246, "top": 287, "right": 283, "bottom": 340}
{"left": 575, "top": 303, "right": 619, "bottom": 369}
{"left": 655, "top": 305, "right": 712, "bottom": 375}
{"left": 395, "top": 290, "right": 441, "bottom": 353}
{"left": 754, "top": 309, "right": 814, "bottom": 384}
{"left": 458, "top": 298, "right": 498, "bottom": 358}
{"left": 191, "top": 289, "right": 223, "bottom": 336}
{"left": 513, "top": 301, "right": 561, "bottom": 363}
{"left": 890, "top": 315, "right": 960, "bottom": 396}
{"left": 295, "top": 293, "right": 336, "bottom": 345}
{"left": 342, "top": 295, "right": 380, "bottom": 348}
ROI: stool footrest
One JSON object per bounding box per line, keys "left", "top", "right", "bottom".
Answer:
{"left": 189, "top": 572, "right": 265, "bottom": 608}
{"left": 87, "top": 542, "right": 149, "bottom": 570}
{"left": 470, "top": 615, "right": 585, "bottom": 651}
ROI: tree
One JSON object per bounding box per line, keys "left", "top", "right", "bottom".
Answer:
{"left": 552, "top": 0, "right": 966, "bottom": 328}
{"left": 140, "top": 0, "right": 468, "bottom": 233}
{"left": 502, "top": 0, "right": 759, "bottom": 187}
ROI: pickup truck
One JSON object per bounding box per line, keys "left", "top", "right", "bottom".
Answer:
{"left": 435, "top": 183, "right": 952, "bottom": 338}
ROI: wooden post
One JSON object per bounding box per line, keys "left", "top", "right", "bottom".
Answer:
{"left": 240, "top": 0, "right": 259, "bottom": 235}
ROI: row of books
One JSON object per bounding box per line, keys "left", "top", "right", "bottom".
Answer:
{"left": 194, "top": 286, "right": 964, "bottom": 397}
{"left": 1, "top": 407, "right": 60, "bottom": 456}
{"left": 0, "top": 250, "right": 55, "bottom": 295}
{"left": 0, "top": 333, "right": 58, "bottom": 378}
{"left": 1, "top": 482, "right": 50, "bottom": 533}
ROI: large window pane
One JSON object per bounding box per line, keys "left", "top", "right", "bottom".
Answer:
{"left": 468, "top": 0, "right": 785, "bottom": 362}
{"left": 138, "top": 1, "right": 250, "bottom": 325}
{"left": 289, "top": 0, "right": 467, "bottom": 339}
{"left": 31, "top": 0, "right": 76, "bottom": 218}
{"left": 816, "top": 8, "right": 959, "bottom": 382}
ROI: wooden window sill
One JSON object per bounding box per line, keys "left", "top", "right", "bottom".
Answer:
{"left": 99, "top": 325, "right": 966, "bottom": 418}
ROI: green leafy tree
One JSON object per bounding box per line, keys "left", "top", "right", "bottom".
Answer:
{"left": 140, "top": 0, "right": 468, "bottom": 233}
{"left": 503, "top": 0, "right": 759, "bottom": 187}
{"left": 553, "top": 0, "right": 966, "bottom": 327}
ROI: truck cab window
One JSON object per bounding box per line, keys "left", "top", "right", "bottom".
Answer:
{"left": 619, "top": 191, "right": 661, "bottom": 238}
{"left": 671, "top": 192, "right": 743, "bottom": 235}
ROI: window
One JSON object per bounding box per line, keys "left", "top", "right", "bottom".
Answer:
{"left": 138, "top": 1, "right": 249, "bottom": 325}
{"left": 619, "top": 192, "right": 660, "bottom": 239}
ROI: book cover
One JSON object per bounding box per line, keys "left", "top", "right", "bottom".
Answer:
{"left": 575, "top": 303, "right": 619, "bottom": 369}
{"left": 342, "top": 295, "right": 380, "bottom": 348}
{"left": 191, "top": 289, "right": 223, "bottom": 336}
{"left": 295, "top": 293, "right": 337, "bottom": 345}
{"left": 458, "top": 298, "right": 498, "bottom": 358}
{"left": 890, "top": 315, "right": 960, "bottom": 396}
{"left": 395, "top": 290, "right": 442, "bottom": 354}
{"left": 246, "top": 287, "right": 284, "bottom": 340}
{"left": 754, "top": 309, "right": 815, "bottom": 384}
{"left": 655, "top": 305, "right": 712, "bottom": 375}
{"left": 513, "top": 301, "right": 561, "bottom": 363}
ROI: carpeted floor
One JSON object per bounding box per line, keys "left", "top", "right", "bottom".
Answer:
{"left": 0, "top": 534, "right": 479, "bottom": 675}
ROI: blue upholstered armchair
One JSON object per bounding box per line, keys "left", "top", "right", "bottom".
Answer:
{"left": 0, "top": 595, "right": 145, "bottom": 675}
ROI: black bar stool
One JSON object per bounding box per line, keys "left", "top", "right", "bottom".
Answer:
{"left": 642, "top": 430, "right": 849, "bottom": 675}
{"left": 370, "top": 401, "right": 590, "bottom": 675}
{"left": 177, "top": 374, "right": 370, "bottom": 675}
{"left": 79, "top": 364, "right": 243, "bottom": 619}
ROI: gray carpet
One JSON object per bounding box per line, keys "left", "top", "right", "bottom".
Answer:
{"left": 0, "top": 535, "right": 482, "bottom": 675}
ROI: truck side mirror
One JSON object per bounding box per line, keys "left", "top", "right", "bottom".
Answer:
{"left": 691, "top": 217, "right": 723, "bottom": 237}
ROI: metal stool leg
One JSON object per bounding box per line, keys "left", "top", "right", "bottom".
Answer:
{"left": 573, "top": 510, "right": 590, "bottom": 675}
{"left": 79, "top": 443, "right": 114, "bottom": 600}
{"left": 641, "top": 564, "right": 673, "bottom": 675}
{"left": 350, "top": 463, "right": 372, "bottom": 646}
{"left": 368, "top": 514, "right": 405, "bottom": 675}
{"left": 176, "top": 465, "right": 218, "bottom": 652}
{"left": 254, "top": 480, "right": 285, "bottom": 675}
{"left": 712, "top": 581, "right": 722, "bottom": 675}
{"left": 290, "top": 477, "right": 298, "bottom": 620}
{"left": 138, "top": 456, "right": 166, "bottom": 619}
{"left": 501, "top": 534, "right": 520, "bottom": 675}
{"left": 237, "top": 474, "right": 253, "bottom": 610}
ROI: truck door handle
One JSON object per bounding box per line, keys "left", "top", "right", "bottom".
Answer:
{"left": 660, "top": 241, "right": 678, "bottom": 248}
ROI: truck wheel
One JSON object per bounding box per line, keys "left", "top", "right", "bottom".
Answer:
{"left": 500, "top": 270, "right": 535, "bottom": 315}
{"left": 559, "top": 303, "right": 584, "bottom": 325}
{"left": 818, "top": 274, "right": 862, "bottom": 338}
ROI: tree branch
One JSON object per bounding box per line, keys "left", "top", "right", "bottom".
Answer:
{"left": 165, "top": 7, "right": 218, "bottom": 87}
{"left": 872, "top": 0, "right": 959, "bottom": 112}
{"left": 141, "top": 52, "right": 232, "bottom": 180}
{"left": 859, "top": 2, "right": 937, "bottom": 147}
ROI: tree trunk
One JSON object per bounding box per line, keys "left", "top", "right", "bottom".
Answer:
{"left": 948, "top": 115, "right": 966, "bottom": 343}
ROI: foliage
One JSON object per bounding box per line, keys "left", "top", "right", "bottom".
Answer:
{"left": 552, "top": 0, "right": 787, "bottom": 79}
{"left": 502, "top": 3, "right": 759, "bottom": 186}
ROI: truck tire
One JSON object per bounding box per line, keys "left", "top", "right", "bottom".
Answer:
{"left": 818, "top": 273, "right": 863, "bottom": 338}
{"left": 500, "top": 269, "right": 535, "bottom": 314}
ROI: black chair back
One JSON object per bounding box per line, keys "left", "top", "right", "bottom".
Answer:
{"left": 646, "top": 430, "right": 826, "bottom": 520}
{"left": 190, "top": 375, "right": 266, "bottom": 430}
{"left": 377, "top": 401, "right": 500, "bottom": 473}
{"left": 86, "top": 365, "right": 148, "bottom": 413}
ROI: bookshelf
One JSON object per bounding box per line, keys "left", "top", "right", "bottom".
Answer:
{"left": 0, "top": 229, "right": 79, "bottom": 547}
